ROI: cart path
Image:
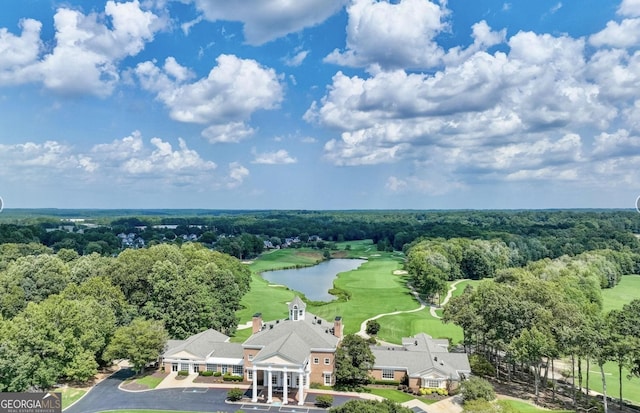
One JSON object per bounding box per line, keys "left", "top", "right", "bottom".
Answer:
{"left": 429, "top": 279, "right": 466, "bottom": 319}
{"left": 356, "top": 279, "right": 467, "bottom": 339}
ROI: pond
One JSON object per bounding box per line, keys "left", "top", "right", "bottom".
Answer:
{"left": 261, "top": 258, "right": 367, "bottom": 302}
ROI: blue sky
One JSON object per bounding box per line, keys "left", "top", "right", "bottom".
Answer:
{"left": 1, "top": 0, "right": 639, "bottom": 210}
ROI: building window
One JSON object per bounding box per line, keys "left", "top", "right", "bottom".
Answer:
{"left": 313, "top": 357, "right": 319, "bottom": 364}
{"left": 272, "top": 374, "right": 278, "bottom": 385}
{"left": 382, "top": 369, "right": 394, "bottom": 380}
{"left": 247, "top": 369, "right": 253, "bottom": 380}
{"left": 180, "top": 363, "right": 189, "bottom": 372}
{"left": 324, "top": 358, "right": 330, "bottom": 365}
{"left": 323, "top": 373, "right": 332, "bottom": 386}
{"left": 233, "top": 365, "right": 243, "bottom": 376}
{"left": 425, "top": 379, "right": 441, "bottom": 388}
{"left": 221, "top": 365, "right": 228, "bottom": 374}
{"left": 193, "top": 365, "right": 200, "bottom": 373}
{"left": 248, "top": 354, "right": 254, "bottom": 361}
{"left": 206, "top": 363, "right": 216, "bottom": 372}
{"left": 172, "top": 364, "right": 178, "bottom": 372}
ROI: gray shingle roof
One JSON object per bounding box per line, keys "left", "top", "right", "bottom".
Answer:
{"left": 243, "top": 312, "right": 339, "bottom": 363}
{"left": 372, "top": 334, "right": 470, "bottom": 380}
{"left": 288, "top": 296, "right": 306, "bottom": 311}
{"left": 163, "top": 328, "right": 234, "bottom": 359}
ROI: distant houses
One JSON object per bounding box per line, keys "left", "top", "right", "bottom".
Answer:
{"left": 117, "top": 232, "right": 145, "bottom": 248}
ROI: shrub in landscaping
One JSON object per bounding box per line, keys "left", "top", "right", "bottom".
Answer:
{"left": 227, "top": 387, "right": 245, "bottom": 401}
{"left": 315, "top": 394, "right": 334, "bottom": 408}
{"left": 213, "top": 371, "right": 222, "bottom": 377}
{"left": 177, "top": 370, "right": 189, "bottom": 376}
{"left": 200, "top": 370, "right": 214, "bottom": 376}
{"left": 372, "top": 379, "right": 401, "bottom": 386}
{"left": 462, "top": 399, "right": 495, "bottom": 413}
{"left": 460, "top": 377, "right": 495, "bottom": 403}
{"left": 223, "top": 374, "right": 244, "bottom": 382}
{"left": 366, "top": 319, "right": 381, "bottom": 335}
{"left": 469, "top": 354, "right": 494, "bottom": 377}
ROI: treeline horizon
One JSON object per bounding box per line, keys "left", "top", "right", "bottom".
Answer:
{"left": 0, "top": 209, "right": 639, "bottom": 261}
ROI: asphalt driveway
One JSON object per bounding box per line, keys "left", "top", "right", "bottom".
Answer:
{"left": 64, "top": 368, "right": 356, "bottom": 413}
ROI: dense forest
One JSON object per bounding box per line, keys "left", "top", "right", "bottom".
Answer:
{"left": 0, "top": 243, "right": 251, "bottom": 391}
{"left": 1, "top": 209, "right": 639, "bottom": 261}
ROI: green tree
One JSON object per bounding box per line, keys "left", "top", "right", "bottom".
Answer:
{"left": 508, "top": 327, "right": 554, "bottom": 405}
{"left": 460, "top": 376, "right": 496, "bottom": 403}
{"left": 1, "top": 294, "right": 116, "bottom": 389}
{"left": 104, "top": 318, "right": 168, "bottom": 374}
{"left": 329, "top": 399, "right": 413, "bottom": 413}
{"left": 334, "top": 334, "right": 375, "bottom": 390}
{"left": 366, "top": 319, "right": 381, "bottom": 335}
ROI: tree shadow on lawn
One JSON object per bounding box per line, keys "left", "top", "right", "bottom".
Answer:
{"left": 120, "top": 369, "right": 168, "bottom": 391}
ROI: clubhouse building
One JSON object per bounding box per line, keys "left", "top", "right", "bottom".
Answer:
{"left": 161, "top": 297, "right": 470, "bottom": 405}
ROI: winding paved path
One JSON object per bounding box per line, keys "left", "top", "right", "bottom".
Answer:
{"left": 356, "top": 279, "right": 467, "bottom": 339}
{"left": 429, "top": 279, "right": 465, "bottom": 319}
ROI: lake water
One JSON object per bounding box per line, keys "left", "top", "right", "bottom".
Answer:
{"left": 261, "top": 258, "right": 367, "bottom": 302}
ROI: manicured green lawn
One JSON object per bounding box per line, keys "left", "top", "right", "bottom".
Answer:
{"left": 575, "top": 359, "right": 640, "bottom": 406}
{"left": 376, "top": 307, "right": 463, "bottom": 344}
{"left": 307, "top": 257, "right": 414, "bottom": 336}
{"left": 248, "top": 248, "right": 324, "bottom": 273}
{"left": 601, "top": 274, "right": 640, "bottom": 312}
{"left": 582, "top": 275, "right": 640, "bottom": 404}
{"left": 236, "top": 242, "right": 467, "bottom": 344}
{"left": 133, "top": 374, "right": 165, "bottom": 389}
{"left": 234, "top": 273, "right": 297, "bottom": 328}
{"left": 448, "top": 279, "right": 483, "bottom": 298}
{"left": 367, "top": 387, "right": 417, "bottom": 403}
{"left": 59, "top": 387, "right": 86, "bottom": 409}
{"left": 499, "top": 399, "right": 573, "bottom": 413}
{"left": 231, "top": 326, "right": 253, "bottom": 343}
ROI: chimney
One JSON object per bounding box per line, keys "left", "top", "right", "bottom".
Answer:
{"left": 252, "top": 313, "right": 263, "bottom": 334}
{"left": 333, "top": 316, "right": 343, "bottom": 339}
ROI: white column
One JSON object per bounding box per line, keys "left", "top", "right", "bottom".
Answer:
{"left": 297, "top": 372, "right": 304, "bottom": 405}
{"left": 282, "top": 367, "right": 288, "bottom": 405}
{"left": 251, "top": 366, "right": 258, "bottom": 402}
{"left": 305, "top": 372, "right": 310, "bottom": 389}
{"left": 267, "top": 367, "right": 273, "bottom": 403}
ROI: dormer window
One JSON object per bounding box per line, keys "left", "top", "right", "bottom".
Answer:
{"left": 288, "top": 296, "right": 306, "bottom": 321}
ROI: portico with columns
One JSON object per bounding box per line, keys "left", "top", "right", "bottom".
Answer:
{"left": 243, "top": 297, "right": 342, "bottom": 405}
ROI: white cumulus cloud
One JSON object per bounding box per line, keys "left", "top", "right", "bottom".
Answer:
{"left": 251, "top": 149, "right": 297, "bottom": 164}
{"left": 190, "top": 0, "right": 346, "bottom": 45}
{"left": 325, "top": 0, "right": 449, "bottom": 70}
{"left": 136, "top": 54, "right": 283, "bottom": 139}
{"left": 0, "top": 0, "right": 167, "bottom": 96}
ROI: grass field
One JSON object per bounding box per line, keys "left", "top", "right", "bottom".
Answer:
{"left": 306, "top": 257, "right": 416, "bottom": 336}
{"left": 59, "top": 387, "right": 86, "bottom": 409}
{"left": 366, "top": 387, "right": 418, "bottom": 403}
{"left": 247, "top": 248, "right": 324, "bottom": 273}
{"left": 236, "top": 241, "right": 411, "bottom": 337}
{"left": 499, "top": 399, "right": 573, "bottom": 413}
{"left": 601, "top": 274, "right": 640, "bottom": 312}
{"left": 574, "top": 354, "right": 640, "bottom": 406}
{"left": 235, "top": 243, "right": 474, "bottom": 344}
{"left": 133, "top": 374, "right": 165, "bottom": 389}
{"left": 376, "top": 308, "right": 463, "bottom": 344}
{"left": 569, "top": 275, "right": 640, "bottom": 404}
